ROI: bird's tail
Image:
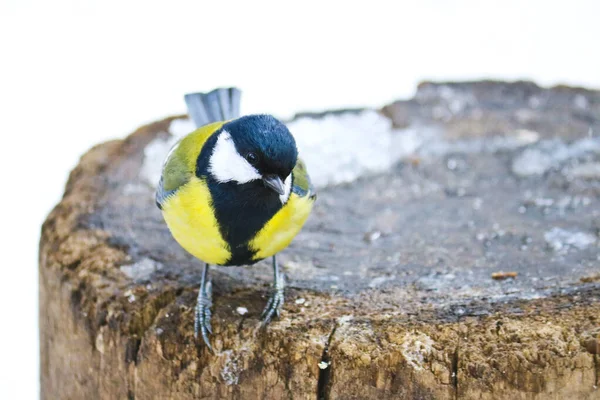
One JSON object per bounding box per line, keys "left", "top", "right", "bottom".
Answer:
{"left": 184, "top": 87, "right": 242, "bottom": 128}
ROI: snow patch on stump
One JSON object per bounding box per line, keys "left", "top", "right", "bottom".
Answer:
{"left": 140, "top": 111, "right": 426, "bottom": 190}
{"left": 544, "top": 227, "right": 597, "bottom": 254}
{"left": 512, "top": 138, "right": 600, "bottom": 177}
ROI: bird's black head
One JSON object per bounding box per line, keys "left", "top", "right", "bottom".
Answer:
{"left": 207, "top": 114, "right": 298, "bottom": 200}
{"left": 225, "top": 115, "right": 297, "bottom": 179}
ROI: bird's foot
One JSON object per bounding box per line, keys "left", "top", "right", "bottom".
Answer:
{"left": 194, "top": 280, "right": 213, "bottom": 352}
{"left": 261, "top": 271, "right": 285, "bottom": 327}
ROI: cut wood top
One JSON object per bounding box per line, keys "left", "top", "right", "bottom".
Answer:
{"left": 85, "top": 81, "right": 600, "bottom": 318}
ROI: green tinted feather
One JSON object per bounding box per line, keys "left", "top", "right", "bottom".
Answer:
{"left": 162, "top": 140, "right": 192, "bottom": 192}
{"left": 155, "top": 121, "right": 225, "bottom": 209}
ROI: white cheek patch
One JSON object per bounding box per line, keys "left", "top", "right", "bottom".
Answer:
{"left": 280, "top": 174, "right": 292, "bottom": 204}
{"left": 209, "top": 131, "right": 261, "bottom": 184}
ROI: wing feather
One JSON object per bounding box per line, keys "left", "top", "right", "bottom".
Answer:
{"left": 156, "top": 87, "right": 242, "bottom": 210}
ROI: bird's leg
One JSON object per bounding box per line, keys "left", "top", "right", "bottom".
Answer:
{"left": 194, "top": 263, "right": 213, "bottom": 352}
{"left": 261, "top": 255, "right": 285, "bottom": 326}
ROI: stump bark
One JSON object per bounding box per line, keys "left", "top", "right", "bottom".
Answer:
{"left": 40, "top": 81, "right": 600, "bottom": 400}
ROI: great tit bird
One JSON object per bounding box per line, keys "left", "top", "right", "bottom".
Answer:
{"left": 155, "top": 88, "right": 316, "bottom": 351}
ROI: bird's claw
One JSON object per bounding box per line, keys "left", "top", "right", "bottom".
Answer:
{"left": 261, "top": 272, "right": 285, "bottom": 327}
{"left": 194, "top": 280, "right": 214, "bottom": 352}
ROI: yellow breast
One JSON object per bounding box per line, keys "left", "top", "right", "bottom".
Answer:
{"left": 249, "top": 192, "right": 315, "bottom": 261}
{"left": 160, "top": 177, "right": 231, "bottom": 265}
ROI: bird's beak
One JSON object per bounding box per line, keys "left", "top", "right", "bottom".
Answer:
{"left": 262, "top": 175, "right": 285, "bottom": 195}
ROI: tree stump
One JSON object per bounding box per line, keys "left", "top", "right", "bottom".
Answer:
{"left": 40, "top": 81, "right": 600, "bottom": 400}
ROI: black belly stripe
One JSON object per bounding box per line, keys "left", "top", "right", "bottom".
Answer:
{"left": 206, "top": 178, "right": 283, "bottom": 266}
{"left": 195, "top": 132, "right": 284, "bottom": 266}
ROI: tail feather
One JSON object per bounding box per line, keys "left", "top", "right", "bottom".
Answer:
{"left": 229, "top": 88, "right": 241, "bottom": 120}
{"left": 184, "top": 87, "right": 242, "bottom": 128}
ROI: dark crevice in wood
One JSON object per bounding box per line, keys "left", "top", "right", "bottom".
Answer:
{"left": 126, "top": 291, "right": 178, "bottom": 399}
{"left": 317, "top": 324, "right": 337, "bottom": 400}
{"left": 125, "top": 337, "right": 141, "bottom": 365}
{"left": 451, "top": 345, "right": 459, "bottom": 400}
{"left": 237, "top": 314, "right": 247, "bottom": 337}
{"left": 284, "top": 360, "right": 294, "bottom": 400}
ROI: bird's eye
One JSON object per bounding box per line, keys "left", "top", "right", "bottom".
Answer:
{"left": 245, "top": 152, "right": 258, "bottom": 165}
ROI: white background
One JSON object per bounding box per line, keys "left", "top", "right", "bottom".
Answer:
{"left": 1, "top": 0, "right": 599, "bottom": 398}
